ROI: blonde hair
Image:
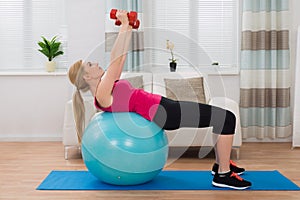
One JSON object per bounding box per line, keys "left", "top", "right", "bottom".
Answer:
{"left": 68, "top": 60, "right": 90, "bottom": 144}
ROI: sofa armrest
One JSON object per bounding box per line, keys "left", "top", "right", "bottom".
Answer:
{"left": 63, "top": 98, "right": 96, "bottom": 147}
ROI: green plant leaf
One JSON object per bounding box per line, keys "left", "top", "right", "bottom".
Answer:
{"left": 51, "top": 43, "right": 60, "bottom": 54}
{"left": 38, "top": 49, "right": 49, "bottom": 57}
{"left": 41, "top": 36, "right": 50, "bottom": 47}
{"left": 53, "top": 51, "right": 64, "bottom": 58}
{"left": 50, "top": 36, "right": 58, "bottom": 43}
{"left": 37, "top": 41, "right": 46, "bottom": 49}
{"left": 40, "top": 46, "right": 50, "bottom": 56}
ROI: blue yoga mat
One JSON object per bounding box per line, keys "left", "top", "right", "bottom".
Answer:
{"left": 37, "top": 170, "right": 300, "bottom": 191}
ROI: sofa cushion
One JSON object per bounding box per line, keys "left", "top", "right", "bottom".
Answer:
{"left": 122, "top": 75, "right": 144, "bottom": 89}
{"left": 164, "top": 77, "right": 206, "bottom": 103}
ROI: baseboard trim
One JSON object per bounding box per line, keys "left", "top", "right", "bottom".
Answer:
{"left": 242, "top": 137, "right": 292, "bottom": 143}
{"left": 0, "top": 137, "right": 62, "bottom": 142}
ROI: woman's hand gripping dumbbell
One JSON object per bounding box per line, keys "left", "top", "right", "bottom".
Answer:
{"left": 110, "top": 9, "right": 140, "bottom": 29}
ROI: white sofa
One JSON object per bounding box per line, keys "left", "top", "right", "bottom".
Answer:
{"left": 63, "top": 72, "right": 242, "bottom": 159}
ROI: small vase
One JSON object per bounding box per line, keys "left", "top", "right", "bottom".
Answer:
{"left": 169, "top": 62, "right": 177, "bottom": 72}
{"left": 45, "top": 61, "right": 56, "bottom": 72}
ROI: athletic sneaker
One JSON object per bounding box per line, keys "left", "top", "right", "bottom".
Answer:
{"left": 211, "top": 160, "right": 245, "bottom": 175}
{"left": 212, "top": 171, "right": 252, "bottom": 190}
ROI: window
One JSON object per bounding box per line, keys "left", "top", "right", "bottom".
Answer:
{"left": 143, "top": 0, "right": 239, "bottom": 68}
{"left": 0, "top": 0, "right": 67, "bottom": 71}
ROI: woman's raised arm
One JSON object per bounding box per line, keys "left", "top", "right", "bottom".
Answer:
{"left": 95, "top": 10, "right": 133, "bottom": 107}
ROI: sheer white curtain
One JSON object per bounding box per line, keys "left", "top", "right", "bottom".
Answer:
{"left": 0, "top": 0, "right": 67, "bottom": 71}
{"left": 143, "top": 0, "right": 239, "bottom": 68}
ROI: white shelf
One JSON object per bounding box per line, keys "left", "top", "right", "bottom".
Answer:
{"left": 149, "top": 65, "right": 239, "bottom": 75}
{"left": 0, "top": 70, "right": 67, "bottom": 76}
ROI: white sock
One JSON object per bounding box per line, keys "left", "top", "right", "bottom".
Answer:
{"left": 218, "top": 170, "right": 231, "bottom": 175}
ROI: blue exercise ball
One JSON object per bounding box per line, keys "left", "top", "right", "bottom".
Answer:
{"left": 81, "top": 112, "right": 169, "bottom": 185}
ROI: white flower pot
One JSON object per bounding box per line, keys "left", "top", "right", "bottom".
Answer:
{"left": 45, "top": 61, "right": 56, "bottom": 72}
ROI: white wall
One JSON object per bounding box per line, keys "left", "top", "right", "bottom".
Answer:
{"left": 290, "top": 0, "right": 300, "bottom": 73}
{"left": 0, "top": 73, "right": 69, "bottom": 141}
{"left": 291, "top": 0, "right": 300, "bottom": 104}
{"left": 291, "top": 0, "right": 300, "bottom": 146}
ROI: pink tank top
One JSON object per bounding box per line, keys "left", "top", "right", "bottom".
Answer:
{"left": 94, "top": 79, "right": 162, "bottom": 121}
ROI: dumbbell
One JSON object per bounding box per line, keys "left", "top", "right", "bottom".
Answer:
{"left": 110, "top": 9, "right": 140, "bottom": 29}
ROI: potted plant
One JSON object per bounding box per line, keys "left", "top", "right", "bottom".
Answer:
{"left": 38, "top": 36, "right": 64, "bottom": 72}
{"left": 166, "top": 40, "right": 177, "bottom": 72}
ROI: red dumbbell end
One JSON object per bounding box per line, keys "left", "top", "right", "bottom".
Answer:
{"left": 128, "top": 11, "right": 137, "bottom": 22}
{"left": 110, "top": 9, "right": 117, "bottom": 19}
{"left": 132, "top": 20, "right": 140, "bottom": 29}
{"left": 115, "top": 20, "right": 122, "bottom": 26}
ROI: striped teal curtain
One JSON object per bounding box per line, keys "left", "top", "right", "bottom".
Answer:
{"left": 105, "top": 0, "right": 144, "bottom": 71}
{"left": 240, "top": 0, "right": 291, "bottom": 139}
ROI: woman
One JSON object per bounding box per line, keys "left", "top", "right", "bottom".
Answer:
{"left": 68, "top": 10, "right": 251, "bottom": 190}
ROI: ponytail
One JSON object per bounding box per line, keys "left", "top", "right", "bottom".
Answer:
{"left": 72, "top": 89, "right": 85, "bottom": 144}
{"left": 68, "top": 60, "right": 90, "bottom": 144}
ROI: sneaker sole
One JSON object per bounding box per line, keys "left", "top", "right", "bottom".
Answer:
{"left": 212, "top": 181, "right": 250, "bottom": 190}
{"left": 211, "top": 171, "right": 244, "bottom": 176}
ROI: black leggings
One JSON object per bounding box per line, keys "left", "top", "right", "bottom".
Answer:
{"left": 152, "top": 97, "right": 236, "bottom": 135}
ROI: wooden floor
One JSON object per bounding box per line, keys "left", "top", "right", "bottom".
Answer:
{"left": 0, "top": 142, "right": 299, "bottom": 200}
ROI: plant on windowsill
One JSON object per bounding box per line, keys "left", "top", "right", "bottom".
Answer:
{"left": 166, "top": 40, "right": 177, "bottom": 72}
{"left": 38, "top": 36, "right": 64, "bottom": 72}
